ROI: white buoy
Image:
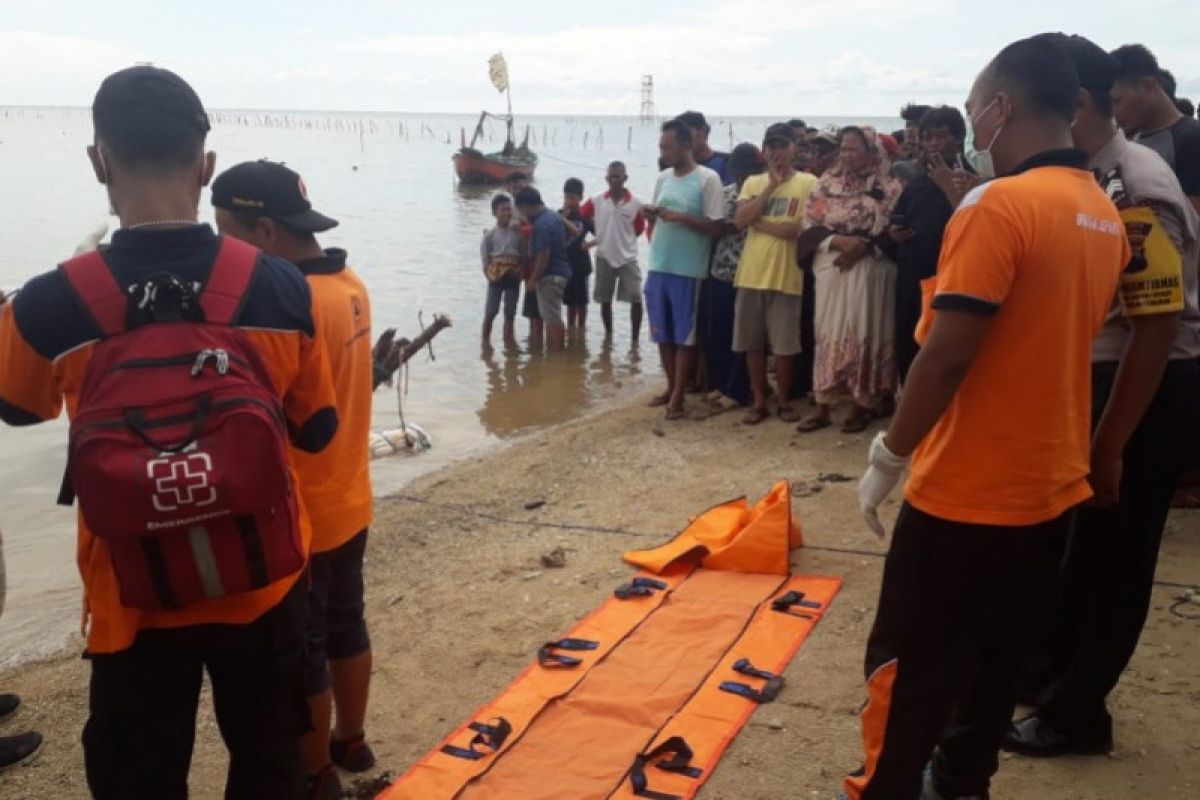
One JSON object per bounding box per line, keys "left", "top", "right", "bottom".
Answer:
{"left": 369, "top": 423, "right": 432, "bottom": 460}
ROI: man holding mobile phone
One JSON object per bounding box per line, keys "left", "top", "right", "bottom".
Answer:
{"left": 732, "top": 123, "right": 817, "bottom": 424}
{"left": 886, "top": 106, "right": 973, "bottom": 382}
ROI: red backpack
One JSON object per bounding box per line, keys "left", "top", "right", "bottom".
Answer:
{"left": 60, "top": 237, "right": 303, "bottom": 611}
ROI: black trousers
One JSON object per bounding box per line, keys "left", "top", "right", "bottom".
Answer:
{"left": 846, "top": 503, "right": 1069, "bottom": 799}
{"left": 894, "top": 262, "right": 923, "bottom": 383}
{"left": 796, "top": 256, "right": 816, "bottom": 396}
{"left": 83, "top": 579, "right": 310, "bottom": 800}
{"left": 1033, "top": 358, "right": 1200, "bottom": 738}
{"left": 305, "top": 530, "right": 372, "bottom": 694}
{"left": 700, "top": 277, "right": 750, "bottom": 405}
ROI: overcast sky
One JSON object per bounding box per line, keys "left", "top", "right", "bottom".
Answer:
{"left": 2, "top": 1, "right": 1198, "bottom": 116}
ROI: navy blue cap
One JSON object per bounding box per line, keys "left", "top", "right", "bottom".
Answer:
{"left": 93, "top": 65, "right": 210, "bottom": 133}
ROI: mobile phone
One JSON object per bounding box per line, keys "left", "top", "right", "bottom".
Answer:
{"left": 889, "top": 211, "right": 908, "bottom": 229}
{"left": 955, "top": 153, "right": 965, "bottom": 170}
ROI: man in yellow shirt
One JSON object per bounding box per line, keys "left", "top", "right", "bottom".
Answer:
{"left": 733, "top": 123, "right": 818, "bottom": 424}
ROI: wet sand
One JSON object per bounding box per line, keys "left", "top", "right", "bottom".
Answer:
{"left": 2, "top": 391, "right": 1197, "bottom": 799}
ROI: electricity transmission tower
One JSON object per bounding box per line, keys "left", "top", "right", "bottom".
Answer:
{"left": 639, "top": 75, "right": 656, "bottom": 123}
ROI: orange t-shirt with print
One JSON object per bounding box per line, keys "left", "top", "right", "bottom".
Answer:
{"left": 289, "top": 251, "right": 375, "bottom": 553}
{"left": 905, "top": 151, "right": 1129, "bottom": 526}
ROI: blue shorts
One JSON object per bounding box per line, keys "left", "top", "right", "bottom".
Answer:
{"left": 645, "top": 271, "right": 701, "bottom": 346}
{"left": 485, "top": 279, "right": 520, "bottom": 320}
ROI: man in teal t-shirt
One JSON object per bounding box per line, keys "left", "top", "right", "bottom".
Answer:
{"left": 645, "top": 118, "right": 726, "bottom": 420}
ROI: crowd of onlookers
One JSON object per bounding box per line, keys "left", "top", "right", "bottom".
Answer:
{"left": 480, "top": 40, "right": 1200, "bottom": 438}
{"left": 479, "top": 102, "right": 975, "bottom": 430}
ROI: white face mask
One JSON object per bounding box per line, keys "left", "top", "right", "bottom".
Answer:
{"left": 968, "top": 96, "right": 1005, "bottom": 179}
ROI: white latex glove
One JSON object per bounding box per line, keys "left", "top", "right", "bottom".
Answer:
{"left": 73, "top": 222, "right": 109, "bottom": 256}
{"left": 859, "top": 431, "right": 910, "bottom": 538}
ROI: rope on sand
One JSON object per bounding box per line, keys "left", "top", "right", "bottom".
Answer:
{"left": 391, "top": 496, "right": 922, "bottom": 554}
{"left": 537, "top": 151, "right": 611, "bottom": 171}
{"left": 393, "top": 494, "right": 650, "bottom": 537}
{"left": 388, "top": 495, "right": 1195, "bottom": 592}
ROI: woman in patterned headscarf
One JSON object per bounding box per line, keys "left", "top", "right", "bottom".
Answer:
{"left": 797, "top": 125, "right": 902, "bottom": 433}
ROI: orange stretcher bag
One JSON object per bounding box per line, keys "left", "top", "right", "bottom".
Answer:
{"left": 380, "top": 481, "right": 838, "bottom": 800}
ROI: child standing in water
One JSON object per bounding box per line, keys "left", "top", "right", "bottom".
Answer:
{"left": 480, "top": 193, "right": 523, "bottom": 347}
{"left": 560, "top": 178, "right": 594, "bottom": 330}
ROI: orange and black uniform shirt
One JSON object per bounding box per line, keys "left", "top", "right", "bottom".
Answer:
{"left": 0, "top": 225, "right": 338, "bottom": 655}
{"left": 290, "top": 249, "right": 374, "bottom": 553}
{"left": 906, "top": 150, "right": 1130, "bottom": 526}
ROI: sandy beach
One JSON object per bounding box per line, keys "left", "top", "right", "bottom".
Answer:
{"left": 2, "top": 390, "right": 1197, "bottom": 799}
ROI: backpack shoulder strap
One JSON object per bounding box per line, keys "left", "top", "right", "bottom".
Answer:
{"left": 58, "top": 250, "right": 127, "bottom": 338}
{"left": 201, "top": 237, "right": 260, "bottom": 325}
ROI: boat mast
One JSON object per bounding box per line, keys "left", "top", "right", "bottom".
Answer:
{"left": 505, "top": 81, "right": 515, "bottom": 145}
{"left": 468, "top": 110, "right": 486, "bottom": 149}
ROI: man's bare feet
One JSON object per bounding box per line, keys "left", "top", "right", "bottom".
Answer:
{"left": 742, "top": 407, "right": 769, "bottom": 425}
{"left": 648, "top": 392, "right": 671, "bottom": 408}
{"left": 797, "top": 415, "right": 832, "bottom": 433}
{"left": 777, "top": 405, "right": 801, "bottom": 423}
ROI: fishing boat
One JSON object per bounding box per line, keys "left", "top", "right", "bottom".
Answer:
{"left": 453, "top": 131, "right": 537, "bottom": 184}
{"left": 453, "top": 53, "right": 538, "bottom": 185}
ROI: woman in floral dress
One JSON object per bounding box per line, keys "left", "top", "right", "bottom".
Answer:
{"left": 797, "top": 126, "right": 902, "bottom": 433}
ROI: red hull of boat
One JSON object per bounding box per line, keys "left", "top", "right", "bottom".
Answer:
{"left": 453, "top": 152, "right": 537, "bottom": 184}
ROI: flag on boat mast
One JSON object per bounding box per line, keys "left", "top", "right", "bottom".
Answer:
{"left": 488, "top": 53, "right": 509, "bottom": 94}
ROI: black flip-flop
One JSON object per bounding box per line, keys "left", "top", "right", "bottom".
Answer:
{"left": 797, "top": 417, "right": 832, "bottom": 433}
{"left": 841, "top": 415, "right": 870, "bottom": 434}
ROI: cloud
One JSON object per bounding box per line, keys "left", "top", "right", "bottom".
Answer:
{"left": 699, "top": 0, "right": 953, "bottom": 34}
{"left": 0, "top": 31, "right": 138, "bottom": 104}
{"left": 1, "top": 2, "right": 1198, "bottom": 114}
{"left": 326, "top": 1, "right": 961, "bottom": 116}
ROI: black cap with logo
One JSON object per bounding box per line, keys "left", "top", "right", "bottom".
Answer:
{"left": 211, "top": 160, "right": 339, "bottom": 233}
{"left": 93, "top": 65, "right": 210, "bottom": 133}
{"left": 763, "top": 122, "right": 797, "bottom": 146}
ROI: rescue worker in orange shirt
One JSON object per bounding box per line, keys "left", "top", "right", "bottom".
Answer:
{"left": 212, "top": 160, "right": 401, "bottom": 800}
{"left": 0, "top": 67, "right": 339, "bottom": 800}
{"left": 845, "top": 37, "right": 1129, "bottom": 799}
